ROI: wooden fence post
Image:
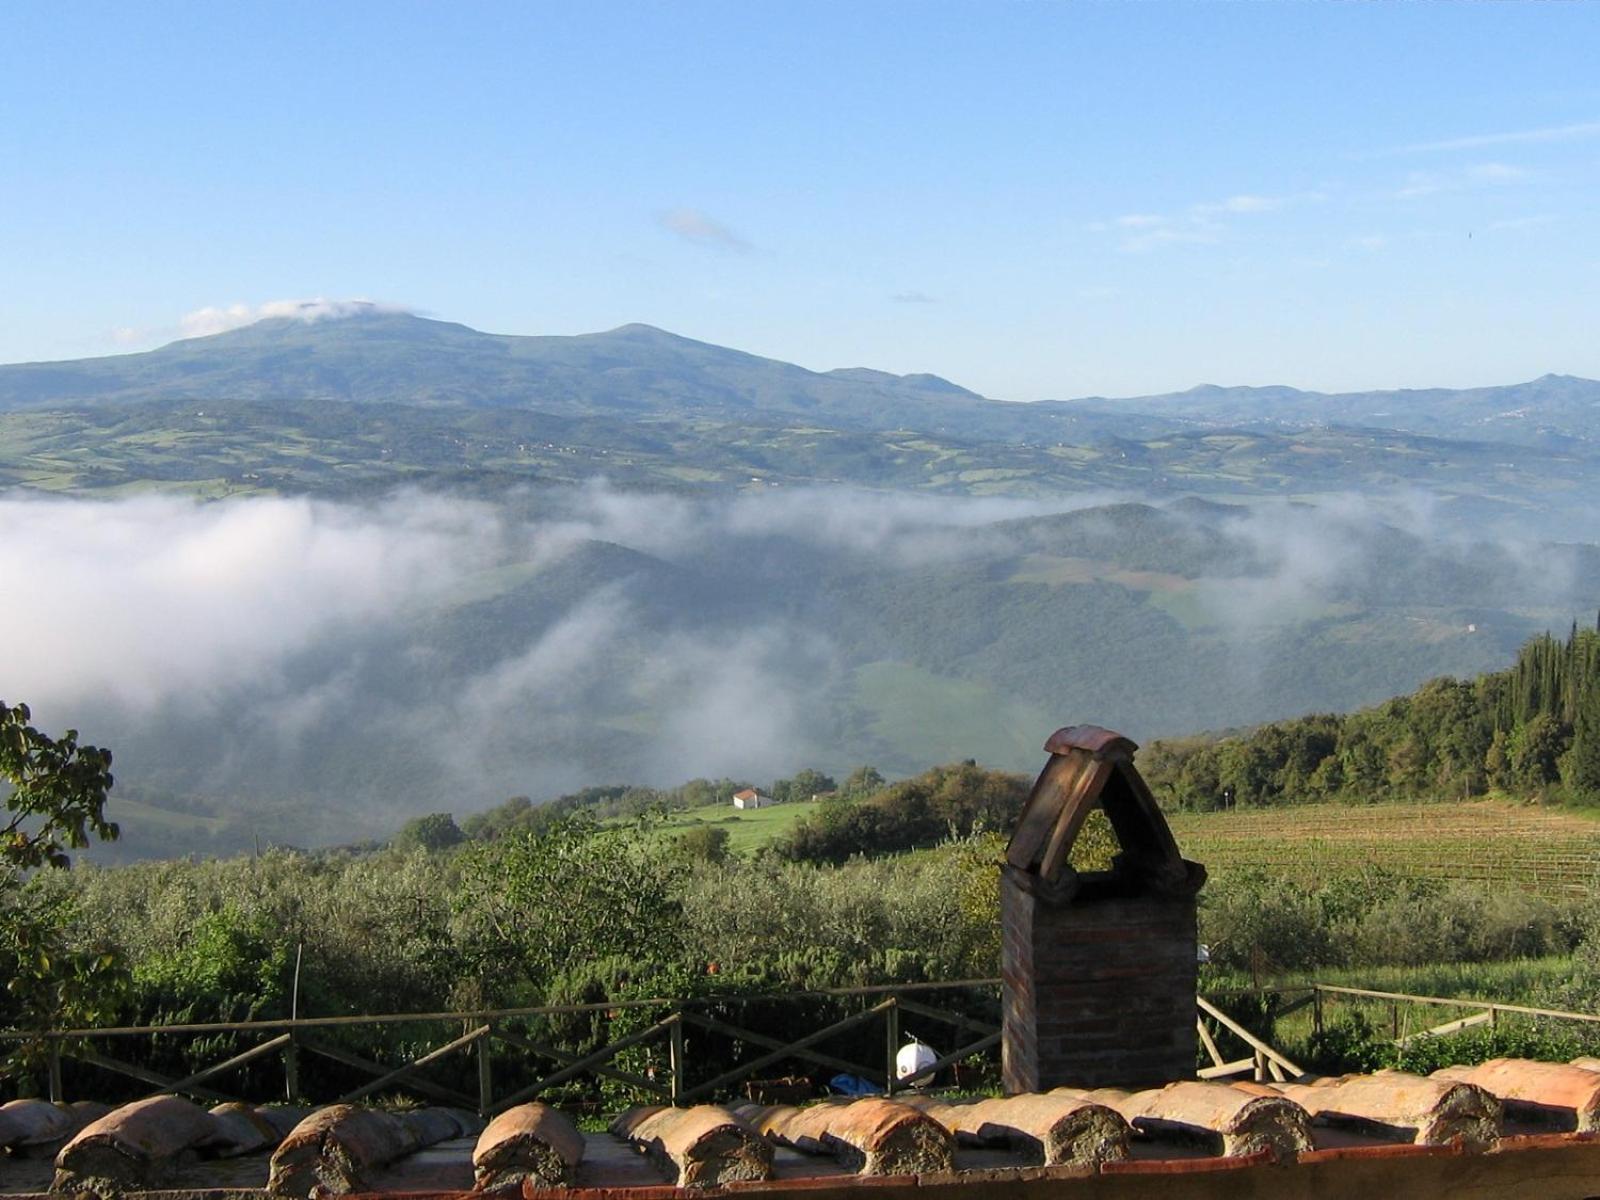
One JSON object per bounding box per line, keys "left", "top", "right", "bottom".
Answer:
{"left": 48, "top": 1039, "right": 63, "bottom": 1103}
{"left": 478, "top": 1019, "right": 493, "bottom": 1115}
{"left": 284, "top": 1032, "right": 299, "bottom": 1101}
{"left": 885, "top": 998, "right": 900, "bottom": 1097}
{"left": 669, "top": 1014, "right": 685, "bottom": 1106}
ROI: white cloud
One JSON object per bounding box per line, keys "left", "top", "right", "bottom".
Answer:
{"left": 1470, "top": 162, "right": 1528, "bottom": 183}
{"left": 1392, "top": 119, "right": 1600, "bottom": 155}
{"left": 0, "top": 491, "right": 506, "bottom": 713}
{"left": 1486, "top": 214, "right": 1557, "bottom": 233}
{"left": 657, "top": 207, "right": 751, "bottom": 252}
{"left": 1098, "top": 192, "right": 1290, "bottom": 252}
{"left": 1396, "top": 162, "right": 1531, "bottom": 199}
{"left": 1199, "top": 194, "right": 1283, "bottom": 216}
{"left": 1120, "top": 225, "right": 1220, "bottom": 254}
{"left": 178, "top": 298, "right": 412, "bottom": 338}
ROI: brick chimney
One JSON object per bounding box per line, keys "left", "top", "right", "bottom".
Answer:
{"left": 1000, "top": 725, "right": 1206, "bottom": 1092}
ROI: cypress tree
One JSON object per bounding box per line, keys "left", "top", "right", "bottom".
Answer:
{"left": 1568, "top": 663, "right": 1600, "bottom": 802}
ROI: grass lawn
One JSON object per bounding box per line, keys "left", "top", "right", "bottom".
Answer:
{"left": 650, "top": 798, "right": 825, "bottom": 856}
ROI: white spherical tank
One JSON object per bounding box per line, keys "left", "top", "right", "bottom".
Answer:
{"left": 895, "top": 1037, "right": 938, "bottom": 1087}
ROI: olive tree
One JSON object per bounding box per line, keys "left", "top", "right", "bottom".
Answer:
{"left": 2, "top": 701, "right": 117, "bottom": 870}
{"left": 2, "top": 702, "right": 124, "bottom": 1073}
{"left": 451, "top": 813, "right": 682, "bottom": 1003}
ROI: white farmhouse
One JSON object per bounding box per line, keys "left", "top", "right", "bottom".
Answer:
{"left": 732, "top": 788, "right": 772, "bottom": 810}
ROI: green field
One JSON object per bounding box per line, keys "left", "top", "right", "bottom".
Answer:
{"left": 651, "top": 798, "right": 825, "bottom": 855}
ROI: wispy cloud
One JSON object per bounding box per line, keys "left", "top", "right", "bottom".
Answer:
{"left": 1396, "top": 161, "right": 1530, "bottom": 199}
{"left": 1485, "top": 214, "right": 1557, "bottom": 233}
{"left": 1118, "top": 224, "right": 1220, "bottom": 254}
{"left": 180, "top": 298, "right": 412, "bottom": 338}
{"left": 1346, "top": 234, "right": 1387, "bottom": 253}
{"left": 1393, "top": 119, "right": 1600, "bottom": 155}
{"left": 1196, "top": 194, "right": 1283, "bottom": 216}
{"left": 890, "top": 291, "right": 937, "bottom": 304}
{"left": 1094, "top": 192, "right": 1293, "bottom": 252}
{"left": 657, "top": 207, "right": 751, "bottom": 252}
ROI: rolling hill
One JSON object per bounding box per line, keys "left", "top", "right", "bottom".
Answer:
{"left": 3, "top": 312, "right": 1597, "bottom": 539}
{"left": 1063, "top": 374, "right": 1600, "bottom": 450}
{"left": 4, "top": 312, "right": 1600, "bottom": 858}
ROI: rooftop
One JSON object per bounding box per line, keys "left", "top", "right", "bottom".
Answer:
{"left": 7, "top": 1063, "right": 1600, "bottom": 1200}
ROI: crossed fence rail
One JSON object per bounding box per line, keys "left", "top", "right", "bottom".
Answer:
{"left": 1307, "top": 983, "right": 1600, "bottom": 1047}
{"left": 0, "top": 980, "right": 1008, "bottom": 1114}
{"left": 12, "top": 980, "right": 1549, "bottom": 1113}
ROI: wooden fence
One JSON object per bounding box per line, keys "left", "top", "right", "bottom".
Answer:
{"left": 1308, "top": 983, "right": 1600, "bottom": 1047}
{"left": 26, "top": 981, "right": 1563, "bottom": 1110}
{"left": 0, "top": 980, "right": 1007, "bottom": 1113}
{"left": 0, "top": 980, "right": 1318, "bottom": 1111}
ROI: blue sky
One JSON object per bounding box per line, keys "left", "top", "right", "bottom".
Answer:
{"left": 3, "top": 1, "right": 1598, "bottom": 398}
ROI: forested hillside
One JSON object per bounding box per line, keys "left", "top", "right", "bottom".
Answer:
{"left": 6, "top": 489, "right": 1587, "bottom": 862}
{"left": 6, "top": 313, "right": 1600, "bottom": 854}
{"left": 1143, "top": 622, "right": 1600, "bottom": 809}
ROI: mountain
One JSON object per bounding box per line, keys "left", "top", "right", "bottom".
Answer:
{"left": 5, "top": 312, "right": 1600, "bottom": 538}
{"left": 6, "top": 312, "right": 1600, "bottom": 857}
{"left": 1059, "top": 373, "right": 1600, "bottom": 450}
{"left": 0, "top": 312, "right": 1202, "bottom": 443}
{"left": 0, "top": 312, "right": 1022, "bottom": 435}
{"left": 7, "top": 312, "right": 1599, "bottom": 454}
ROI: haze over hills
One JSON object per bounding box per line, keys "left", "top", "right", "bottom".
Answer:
{"left": 3, "top": 308, "right": 1599, "bottom": 857}
{"left": 8, "top": 485, "right": 1595, "bottom": 861}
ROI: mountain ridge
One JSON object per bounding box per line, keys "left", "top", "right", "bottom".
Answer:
{"left": 3, "top": 312, "right": 1596, "bottom": 448}
{"left": 0, "top": 313, "right": 995, "bottom": 430}
{"left": 1057, "top": 371, "right": 1600, "bottom": 449}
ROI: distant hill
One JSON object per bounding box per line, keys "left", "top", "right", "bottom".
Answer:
{"left": 0, "top": 311, "right": 1239, "bottom": 444}
{"left": 6, "top": 310, "right": 1597, "bottom": 451}
{"left": 0, "top": 311, "right": 1117, "bottom": 440}
{"left": 4, "top": 313, "right": 1599, "bottom": 536}
{"left": 7, "top": 311, "right": 1600, "bottom": 861}
{"left": 1059, "top": 373, "right": 1600, "bottom": 450}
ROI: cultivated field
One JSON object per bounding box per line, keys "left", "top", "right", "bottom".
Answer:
{"left": 1167, "top": 800, "right": 1600, "bottom": 897}
{"left": 650, "top": 796, "right": 1600, "bottom": 899}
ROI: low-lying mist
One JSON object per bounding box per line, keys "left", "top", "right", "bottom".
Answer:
{"left": 2, "top": 483, "right": 1593, "bottom": 855}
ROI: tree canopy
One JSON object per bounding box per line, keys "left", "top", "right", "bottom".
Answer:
{"left": 1142, "top": 622, "right": 1600, "bottom": 809}
{"left": 2, "top": 703, "right": 123, "bottom": 1051}
{"left": 2, "top": 701, "right": 117, "bottom": 871}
